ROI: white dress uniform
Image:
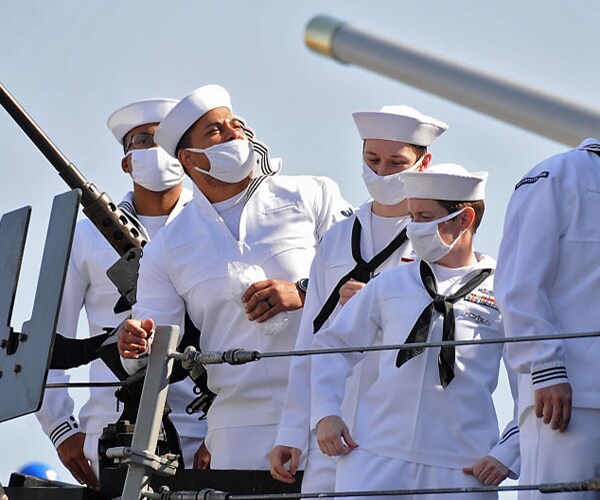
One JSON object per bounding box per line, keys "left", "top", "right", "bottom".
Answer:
{"left": 275, "top": 201, "right": 413, "bottom": 492}
{"left": 311, "top": 257, "right": 520, "bottom": 500}
{"left": 495, "top": 138, "right": 600, "bottom": 499}
{"left": 123, "top": 175, "right": 350, "bottom": 469}
{"left": 275, "top": 103, "right": 448, "bottom": 491}
{"left": 36, "top": 189, "right": 205, "bottom": 472}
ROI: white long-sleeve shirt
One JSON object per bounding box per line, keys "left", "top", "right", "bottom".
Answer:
{"left": 124, "top": 175, "right": 351, "bottom": 437}
{"left": 275, "top": 202, "right": 412, "bottom": 452}
{"left": 36, "top": 189, "right": 202, "bottom": 449}
{"left": 495, "top": 138, "right": 600, "bottom": 415}
{"left": 311, "top": 256, "right": 520, "bottom": 474}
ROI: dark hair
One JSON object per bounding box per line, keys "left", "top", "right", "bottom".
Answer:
{"left": 408, "top": 144, "right": 427, "bottom": 160}
{"left": 362, "top": 141, "right": 427, "bottom": 161}
{"left": 175, "top": 126, "right": 194, "bottom": 156}
{"left": 437, "top": 199, "right": 485, "bottom": 233}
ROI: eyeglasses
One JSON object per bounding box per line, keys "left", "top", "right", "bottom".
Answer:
{"left": 124, "top": 132, "right": 155, "bottom": 152}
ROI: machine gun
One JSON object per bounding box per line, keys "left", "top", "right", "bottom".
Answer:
{"left": 0, "top": 82, "right": 214, "bottom": 469}
{"left": 0, "top": 82, "right": 147, "bottom": 314}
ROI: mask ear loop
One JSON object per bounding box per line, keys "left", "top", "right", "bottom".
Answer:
{"left": 123, "top": 147, "right": 151, "bottom": 174}
{"left": 437, "top": 208, "right": 468, "bottom": 246}
{"left": 438, "top": 207, "right": 466, "bottom": 224}
{"left": 183, "top": 148, "right": 209, "bottom": 175}
{"left": 411, "top": 155, "right": 425, "bottom": 173}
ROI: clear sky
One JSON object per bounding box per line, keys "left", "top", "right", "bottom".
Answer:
{"left": 0, "top": 1, "right": 598, "bottom": 498}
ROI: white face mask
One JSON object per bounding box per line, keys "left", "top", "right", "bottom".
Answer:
{"left": 361, "top": 157, "right": 423, "bottom": 205}
{"left": 187, "top": 139, "right": 255, "bottom": 184}
{"left": 126, "top": 147, "right": 184, "bottom": 192}
{"left": 406, "top": 208, "right": 466, "bottom": 263}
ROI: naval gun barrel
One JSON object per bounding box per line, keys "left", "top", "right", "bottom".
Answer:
{"left": 305, "top": 15, "right": 600, "bottom": 147}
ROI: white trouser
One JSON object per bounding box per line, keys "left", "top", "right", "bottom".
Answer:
{"left": 336, "top": 448, "right": 497, "bottom": 500}
{"left": 518, "top": 406, "right": 600, "bottom": 500}
{"left": 205, "top": 424, "right": 277, "bottom": 470}
{"left": 180, "top": 434, "right": 203, "bottom": 468}
{"left": 301, "top": 433, "right": 337, "bottom": 493}
{"left": 84, "top": 432, "right": 101, "bottom": 478}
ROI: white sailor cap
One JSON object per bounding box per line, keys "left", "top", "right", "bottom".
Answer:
{"left": 352, "top": 105, "right": 448, "bottom": 146}
{"left": 107, "top": 98, "right": 179, "bottom": 145}
{"left": 155, "top": 84, "right": 233, "bottom": 157}
{"left": 403, "top": 163, "right": 488, "bottom": 201}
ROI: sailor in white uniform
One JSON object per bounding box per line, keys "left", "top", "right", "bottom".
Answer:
{"left": 117, "top": 84, "right": 351, "bottom": 470}
{"left": 36, "top": 98, "right": 205, "bottom": 487}
{"left": 495, "top": 139, "right": 600, "bottom": 499}
{"left": 269, "top": 105, "right": 448, "bottom": 491}
{"left": 311, "top": 164, "right": 520, "bottom": 499}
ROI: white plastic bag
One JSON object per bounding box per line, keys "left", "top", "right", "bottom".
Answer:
{"left": 227, "top": 261, "right": 290, "bottom": 335}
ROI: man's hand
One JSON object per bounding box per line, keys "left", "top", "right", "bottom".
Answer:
{"left": 535, "top": 382, "right": 572, "bottom": 432}
{"left": 339, "top": 280, "right": 366, "bottom": 306}
{"left": 56, "top": 433, "right": 99, "bottom": 490}
{"left": 463, "top": 455, "right": 510, "bottom": 486}
{"left": 269, "top": 445, "right": 301, "bottom": 484}
{"left": 193, "top": 440, "right": 211, "bottom": 469}
{"left": 118, "top": 319, "right": 154, "bottom": 358}
{"left": 316, "top": 415, "right": 358, "bottom": 456}
{"left": 243, "top": 279, "right": 304, "bottom": 323}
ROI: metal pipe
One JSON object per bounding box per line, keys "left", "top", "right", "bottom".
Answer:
{"left": 120, "top": 325, "right": 180, "bottom": 500}
{"left": 139, "top": 475, "right": 600, "bottom": 499}
{"left": 170, "top": 330, "right": 600, "bottom": 367}
{"left": 305, "top": 15, "right": 600, "bottom": 147}
{"left": 45, "top": 382, "right": 124, "bottom": 388}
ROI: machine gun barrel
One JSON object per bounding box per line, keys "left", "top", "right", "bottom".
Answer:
{"left": 305, "top": 15, "right": 600, "bottom": 147}
{"left": 0, "top": 82, "right": 146, "bottom": 256}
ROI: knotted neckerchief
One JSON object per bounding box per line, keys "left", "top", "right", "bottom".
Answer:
{"left": 313, "top": 217, "right": 408, "bottom": 333}
{"left": 395, "top": 260, "right": 492, "bottom": 388}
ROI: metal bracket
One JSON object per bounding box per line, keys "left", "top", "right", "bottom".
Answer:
{"left": 105, "top": 446, "right": 178, "bottom": 476}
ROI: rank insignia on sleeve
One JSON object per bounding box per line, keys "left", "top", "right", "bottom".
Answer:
{"left": 463, "top": 290, "right": 498, "bottom": 310}
{"left": 515, "top": 171, "right": 549, "bottom": 190}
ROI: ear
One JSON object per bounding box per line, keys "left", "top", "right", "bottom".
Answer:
{"left": 178, "top": 148, "right": 195, "bottom": 170}
{"left": 121, "top": 155, "right": 131, "bottom": 174}
{"left": 460, "top": 207, "right": 476, "bottom": 232}
{"left": 420, "top": 152, "right": 433, "bottom": 171}
{"left": 180, "top": 149, "right": 211, "bottom": 174}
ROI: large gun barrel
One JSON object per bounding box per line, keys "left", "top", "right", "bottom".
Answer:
{"left": 305, "top": 15, "right": 600, "bottom": 147}
{"left": 0, "top": 82, "right": 146, "bottom": 256}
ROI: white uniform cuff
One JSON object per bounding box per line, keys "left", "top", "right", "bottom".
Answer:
{"left": 121, "top": 355, "right": 148, "bottom": 375}
{"left": 274, "top": 426, "right": 309, "bottom": 452}
{"left": 488, "top": 445, "right": 520, "bottom": 479}
{"left": 49, "top": 416, "right": 81, "bottom": 449}
{"left": 310, "top": 404, "right": 341, "bottom": 430}
{"left": 531, "top": 364, "right": 568, "bottom": 389}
